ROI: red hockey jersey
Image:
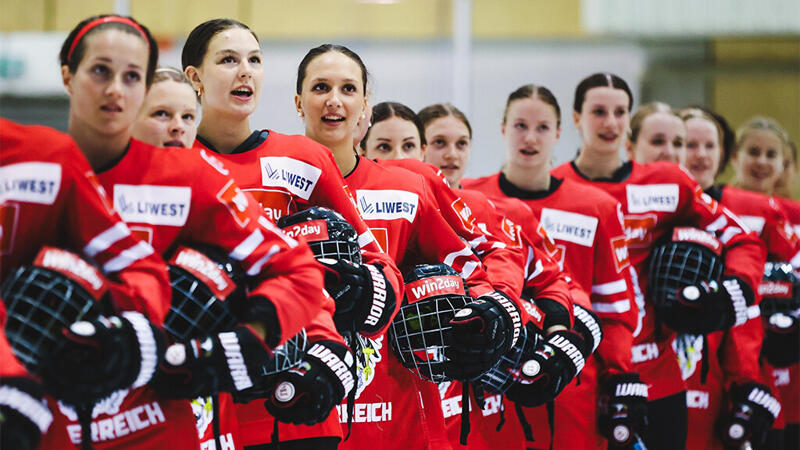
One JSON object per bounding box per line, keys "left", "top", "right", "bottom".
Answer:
{"left": 0, "top": 119, "right": 170, "bottom": 323}
{"left": 552, "top": 160, "right": 766, "bottom": 400}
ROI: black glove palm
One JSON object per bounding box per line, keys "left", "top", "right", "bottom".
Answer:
{"left": 264, "top": 340, "right": 355, "bottom": 426}
{"left": 319, "top": 259, "right": 396, "bottom": 335}
{"left": 721, "top": 383, "right": 780, "bottom": 448}
{"left": 762, "top": 311, "right": 799, "bottom": 367}
{"left": 664, "top": 275, "right": 752, "bottom": 334}
{"left": 599, "top": 373, "right": 649, "bottom": 448}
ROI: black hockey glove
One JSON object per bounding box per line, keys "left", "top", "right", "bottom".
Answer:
{"left": 572, "top": 304, "right": 603, "bottom": 356}
{"left": 598, "top": 373, "right": 648, "bottom": 448}
{"left": 664, "top": 275, "right": 752, "bottom": 334}
{"left": 264, "top": 340, "right": 354, "bottom": 426}
{"left": 762, "top": 311, "right": 800, "bottom": 367}
{"left": 720, "top": 382, "right": 781, "bottom": 448}
{"left": 444, "top": 291, "right": 522, "bottom": 381}
{"left": 505, "top": 329, "right": 587, "bottom": 407}
{"left": 0, "top": 377, "right": 53, "bottom": 450}
{"left": 40, "top": 312, "right": 163, "bottom": 406}
{"left": 318, "top": 258, "right": 396, "bottom": 335}
{"left": 152, "top": 325, "right": 274, "bottom": 399}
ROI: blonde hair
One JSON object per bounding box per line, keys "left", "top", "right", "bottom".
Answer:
{"left": 735, "top": 116, "right": 790, "bottom": 156}
{"left": 629, "top": 102, "right": 678, "bottom": 143}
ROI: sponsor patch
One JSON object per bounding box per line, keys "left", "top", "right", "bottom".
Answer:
{"left": 114, "top": 184, "right": 191, "bottom": 226}
{"left": 244, "top": 188, "right": 294, "bottom": 222}
{"left": 626, "top": 184, "right": 679, "bottom": 213}
{"left": 759, "top": 281, "right": 792, "bottom": 298}
{"left": 0, "top": 162, "right": 61, "bottom": 205}
{"left": 501, "top": 217, "right": 523, "bottom": 249}
{"left": 671, "top": 227, "right": 722, "bottom": 254}
{"left": 216, "top": 179, "right": 251, "bottom": 227}
{"left": 536, "top": 223, "right": 565, "bottom": 270}
{"left": 34, "top": 246, "right": 107, "bottom": 298}
{"left": 450, "top": 198, "right": 477, "bottom": 233}
{"left": 405, "top": 275, "right": 466, "bottom": 302}
{"left": 539, "top": 208, "right": 598, "bottom": 247}
{"left": 693, "top": 185, "right": 718, "bottom": 214}
{"left": 611, "top": 235, "right": 630, "bottom": 272}
{"left": 357, "top": 189, "right": 419, "bottom": 223}
{"left": 624, "top": 214, "right": 657, "bottom": 248}
{"left": 260, "top": 157, "right": 321, "bottom": 200}
{"left": 281, "top": 219, "right": 330, "bottom": 242}
{"left": 170, "top": 247, "right": 235, "bottom": 299}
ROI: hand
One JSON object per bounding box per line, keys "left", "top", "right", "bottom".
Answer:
{"left": 720, "top": 383, "right": 780, "bottom": 448}
{"left": 152, "top": 326, "right": 273, "bottom": 399}
{"left": 599, "top": 373, "right": 648, "bottom": 448}
{"left": 0, "top": 377, "right": 53, "bottom": 450}
{"left": 40, "top": 312, "right": 162, "bottom": 406}
{"left": 264, "top": 340, "right": 354, "bottom": 426}
{"left": 318, "top": 259, "right": 396, "bottom": 335}
{"left": 662, "top": 275, "right": 752, "bottom": 334}
{"left": 505, "top": 329, "right": 587, "bottom": 407}
{"left": 572, "top": 304, "right": 603, "bottom": 355}
{"left": 444, "top": 291, "right": 522, "bottom": 381}
{"left": 762, "top": 311, "right": 799, "bottom": 367}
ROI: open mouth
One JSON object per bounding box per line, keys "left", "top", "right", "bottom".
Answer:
{"left": 163, "top": 140, "right": 184, "bottom": 148}
{"left": 520, "top": 148, "right": 538, "bottom": 156}
{"left": 598, "top": 133, "right": 618, "bottom": 143}
{"left": 101, "top": 104, "right": 122, "bottom": 112}
{"left": 322, "top": 115, "right": 345, "bottom": 124}
{"left": 231, "top": 88, "right": 253, "bottom": 100}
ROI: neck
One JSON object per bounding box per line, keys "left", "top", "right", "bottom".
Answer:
{"left": 574, "top": 147, "right": 624, "bottom": 180}
{"left": 69, "top": 121, "right": 129, "bottom": 171}
{"left": 503, "top": 163, "right": 551, "bottom": 192}
{"left": 326, "top": 140, "right": 358, "bottom": 176}
{"left": 197, "top": 110, "right": 253, "bottom": 154}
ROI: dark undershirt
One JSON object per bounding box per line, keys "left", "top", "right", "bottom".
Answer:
{"left": 196, "top": 130, "right": 269, "bottom": 155}
{"left": 568, "top": 159, "right": 633, "bottom": 183}
{"left": 497, "top": 172, "right": 563, "bottom": 199}
{"left": 95, "top": 142, "right": 131, "bottom": 174}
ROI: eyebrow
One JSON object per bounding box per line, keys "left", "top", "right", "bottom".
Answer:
{"left": 91, "top": 56, "right": 143, "bottom": 70}
{"left": 310, "top": 77, "right": 358, "bottom": 83}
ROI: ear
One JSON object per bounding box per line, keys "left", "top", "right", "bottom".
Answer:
{"left": 184, "top": 66, "right": 203, "bottom": 95}
{"left": 61, "top": 66, "right": 73, "bottom": 96}
{"left": 624, "top": 139, "right": 634, "bottom": 160}
{"left": 572, "top": 110, "right": 581, "bottom": 128}
{"left": 501, "top": 122, "right": 506, "bottom": 137}
{"left": 294, "top": 94, "right": 303, "bottom": 117}
{"left": 556, "top": 126, "right": 562, "bottom": 140}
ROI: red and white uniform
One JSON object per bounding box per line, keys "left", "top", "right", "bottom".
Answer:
{"left": 552, "top": 160, "right": 766, "bottom": 403}
{"left": 463, "top": 173, "right": 636, "bottom": 449}
{"left": 335, "top": 156, "right": 500, "bottom": 450}
{"left": 0, "top": 119, "right": 170, "bottom": 323}
{"left": 195, "top": 131, "right": 404, "bottom": 445}
{"left": 42, "top": 138, "right": 328, "bottom": 450}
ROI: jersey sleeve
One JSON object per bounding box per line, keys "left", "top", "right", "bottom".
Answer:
{"left": 590, "top": 201, "right": 637, "bottom": 375}
{"left": 184, "top": 156, "right": 328, "bottom": 347}
{"left": 719, "top": 312, "right": 765, "bottom": 388}
{"left": 64, "top": 147, "right": 172, "bottom": 324}
{"left": 763, "top": 197, "right": 800, "bottom": 264}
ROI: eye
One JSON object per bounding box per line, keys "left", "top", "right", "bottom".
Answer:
{"left": 403, "top": 142, "right": 417, "bottom": 152}
{"left": 151, "top": 110, "right": 170, "bottom": 119}
{"left": 90, "top": 64, "right": 110, "bottom": 77}
{"left": 537, "top": 124, "right": 549, "bottom": 132}
{"left": 182, "top": 113, "right": 195, "bottom": 122}
{"left": 311, "top": 83, "right": 330, "bottom": 93}
{"left": 342, "top": 83, "right": 357, "bottom": 94}
{"left": 514, "top": 122, "right": 527, "bottom": 131}
{"left": 124, "top": 71, "right": 141, "bottom": 83}
{"left": 376, "top": 143, "right": 391, "bottom": 152}
{"left": 432, "top": 138, "right": 446, "bottom": 148}
{"left": 220, "top": 55, "right": 236, "bottom": 64}
{"left": 686, "top": 141, "right": 698, "bottom": 150}
{"left": 592, "top": 108, "right": 605, "bottom": 116}
{"left": 673, "top": 138, "right": 684, "bottom": 148}
{"left": 249, "top": 55, "right": 261, "bottom": 64}
{"left": 767, "top": 149, "right": 778, "bottom": 159}
{"left": 457, "top": 140, "right": 469, "bottom": 150}
{"left": 614, "top": 108, "right": 627, "bottom": 117}
{"left": 650, "top": 137, "right": 665, "bottom": 146}
{"left": 748, "top": 147, "right": 760, "bottom": 157}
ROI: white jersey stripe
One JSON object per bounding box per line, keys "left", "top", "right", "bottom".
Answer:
{"left": 83, "top": 222, "right": 131, "bottom": 258}
{"left": 527, "top": 259, "right": 544, "bottom": 281}
{"left": 705, "top": 216, "right": 728, "bottom": 233}
{"left": 747, "top": 305, "right": 761, "bottom": 320}
{"left": 229, "top": 229, "right": 265, "bottom": 261}
{"left": 468, "top": 236, "right": 487, "bottom": 249}
{"left": 791, "top": 248, "right": 800, "bottom": 269}
{"left": 102, "top": 241, "right": 154, "bottom": 272}
{"left": 247, "top": 244, "right": 281, "bottom": 276}
{"left": 443, "top": 245, "right": 473, "bottom": 267}
{"left": 592, "top": 299, "right": 631, "bottom": 313}
{"left": 591, "top": 279, "right": 628, "bottom": 296}
{"left": 358, "top": 230, "right": 378, "bottom": 250}
{"left": 460, "top": 261, "right": 479, "bottom": 280}
{"left": 523, "top": 247, "right": 535, "bottom": 280}
{"left": 258, "top": 216, "right": 297, "bottom": 247}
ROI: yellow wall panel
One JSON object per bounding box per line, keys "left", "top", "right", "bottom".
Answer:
{"left": 473, "top": 0, "right": 582, "bottom": 38}
{"left": 132, "top": 0, "right": 249, "bottom": 36}
{"left": 248, "top": 0, "right": 450, "bottom": 39}
{"left": 53, "top": 0, "right": 114, "bottom": 30}
{"left": 714, "top": 38, "right": 800, "bottom": 63}
{"left": 0, "top": 0, "right": 47, "bottom": 31}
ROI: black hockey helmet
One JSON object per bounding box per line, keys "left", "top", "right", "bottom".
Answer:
{"left": 163, "top": 245, "right": 242, "bottom": 340}
{"left": 388, "top": 264, "right": 471, "bottom": 383}
{"left": 759, "top": 261, "right": 799, "bottom": 318}
{"left": 648, "top": 227, "right": 725, "bottom": 309}
{"left": 1, "top": 247, "right": 107, "bottom": 372}
{"left": 277, "top": 207, "right": 361, "bottom": 264}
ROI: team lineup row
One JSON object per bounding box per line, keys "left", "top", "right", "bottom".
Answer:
{"left": 0, "top": 13, "right": 798, "bottom": 450}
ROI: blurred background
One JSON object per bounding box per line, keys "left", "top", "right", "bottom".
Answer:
{"left": 1, "top": 0, "right": 798, "bottom": 187}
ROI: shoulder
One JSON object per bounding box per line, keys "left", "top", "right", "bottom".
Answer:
{"left": 550, "top": 161, "right": 574, "bottom": 178}
{"left": 461, "top": 173, "right": 498, "bottom": 189}
{"left": 1, "top": 120, "right": 79, "bottom": 163}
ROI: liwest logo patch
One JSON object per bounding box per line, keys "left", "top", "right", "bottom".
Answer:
{"left": 260, "top": 157, "right": 321, "bottom": 201}
{"left": 114, "top": 184, "right": 191, "bottom": 226}
{"left": 626, "top": 184, "right": 679, "bottom": 213}
{"left": 0, "top": 162, "right": 61, "bottom": 205}
{"left": 356, "top": 190, "right": 418, "bottom": 223}
{"left": 539, "top": 208, "right": 597, "bottom": 247}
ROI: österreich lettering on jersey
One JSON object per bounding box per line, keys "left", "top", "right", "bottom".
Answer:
{"left": 113, "top": 184, "right": 191, "bottom": 226}
{"left": 260, "top": 157, "right": 321, "bottom": 200}
{"left": 0, "top": 162, "right": 61, "bottom": 205}
{"left": 539, "top": 208, "right": 598, "bottom": 247}
{"left": 34, "top": 246, "right": 107, "bottom": 297}
{"left": 671, "top": 227, "right": 722, "bottom": 254}
{"left": 626, "top": 184, "right": 679, "bottom": 213}
{"left": 356, "top": 189, "right": 419, "bottom": 223}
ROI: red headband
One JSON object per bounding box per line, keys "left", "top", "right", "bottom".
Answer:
{"left": 67, "top": 16, "right": 149, "bottom": 62}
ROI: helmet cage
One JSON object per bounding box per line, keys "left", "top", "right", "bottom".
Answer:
{"left": 308, "top": 239, "right": 361, "bottom": 265}
{"left": 1, "top": 266, "right": 101, "bottom": 372}
{"left": 163, "top": 265, "right": 238, "bottom": 340}
{"left": 648, "top": 240, "right": 724, "bottom": 308}
{"left": 478, "top": 323, "right": 540, "bottom": 394}
{"left": 262, "top": 328, "right": 309, "bottom": 376}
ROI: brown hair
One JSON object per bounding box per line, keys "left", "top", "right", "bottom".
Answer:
{"left": 503, "top": 84, "right": 561, "bottom": 127}
{"left": 361, "top": 101, "right": 425, "bottom": 149}
{"left": 182, "top": 18, "right": 258, "bottom": 70}
{"left": 573, "top": 72, "right": 633, "bottom": 113}
{"left": 417, "top": 103, "right": 472, "bottom": 139}
{"left": 629, "top": 102, "right": 678, "bottom": 143}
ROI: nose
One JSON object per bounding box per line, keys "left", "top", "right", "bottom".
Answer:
{"left": 168, "top": 116, "right": 184, "bottom": 136}
{"left": 238, "top": 61, "right": 252, "bottom": 80}
{"left": 105, "top": 74, "right": 124, "bottom": 98}
{"left": 325, "top": 90, "right": 342, "bottom": 108}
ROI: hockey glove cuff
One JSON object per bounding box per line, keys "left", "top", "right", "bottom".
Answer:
{"left": 666, "top": 275, "right": 753, "bottom": 334}
{"left": 762, "top": 311, "right": 800, "bottom": 367}
{"left": 599, "top": 372, "right": 648, "bottom": 448}
{"left": 0, "top": 377, "right": 53, "bottom": 450}
{"left": 319, "top": 259, "right": 396, "bottom": 335}
{"left": 572, "top": 304, "right": 603, "bottom": 355}
{"left": 721, "top": 382, "right": 780, "bottom": 448}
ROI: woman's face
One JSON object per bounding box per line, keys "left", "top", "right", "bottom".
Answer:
{"left": 502, "top": 97, "right": 561, "bottom": 171}
{"left": 295, "top": 51, "right": 366, "bottom": 150}
{"left": 131, "top": 80, "right": 198, "bottom": 148}
{"left": 62, "top": 29, "right": 148, "bottom": 139}
{"left": 363, "top": 117, "right": 423, "bottom": 161}
{"left": 187, "top": 27, "right": 263, "bottom": 120}
{"left": 574, "top": 86, "right": 630, "bottom": 156}
{"left": 734, "top": 129, "right": 786, "bottom": 194}
{"left": 423, "top": 115, "right": 471, "bottom": 187}
{"left": 629, "top": 112, "right": 685, "bottom": 164}
{"left": 681, "top": 117, "right": 722, "bottom": 189}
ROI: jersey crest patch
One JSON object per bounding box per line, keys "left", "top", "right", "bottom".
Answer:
{"left": 352, "top": 334, "right": 384, "bottom": 399}
{"left": 356, "top": 189, "right": 419, "bottom": 223}
{"left": 260, "top": 157, "right": 321, "bottom": 201}
{"left": 673, "top": 333, "right": 704, "bottom": 380}
{"left": 611, "top": 235, "right": 630, "bottom": 272}
{"left": 0, "top": 162, "right": 61, "bottom": 205}
{"left": 539, "top": 208, "right": 598, "bottom": 247}
{"left": 450, "top": 198, "right": 477, "bottom": 233}
{"left": 191, "top": 396, "right": 213, "bottom": 438}
{"left": 626, "top": 184, "right": 679, "bottom": 213}
{"left": 113, "top": 184, "right": 191, "bottom": 226}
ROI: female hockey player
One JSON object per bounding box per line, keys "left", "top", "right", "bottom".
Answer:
{"left": 460, "top": 86, "right": 641, "bottom": 450}
{"left": 550, "top": 72, "right": 768, "bottom": 450}
{"left": 131, "top": 66, "right": 198, "bottom": 149}
{"left": 44, "top": 14, "right": 335, "bottom": 449}
{"left": 625, "top": 102, "right": 685, "bottom": 165}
